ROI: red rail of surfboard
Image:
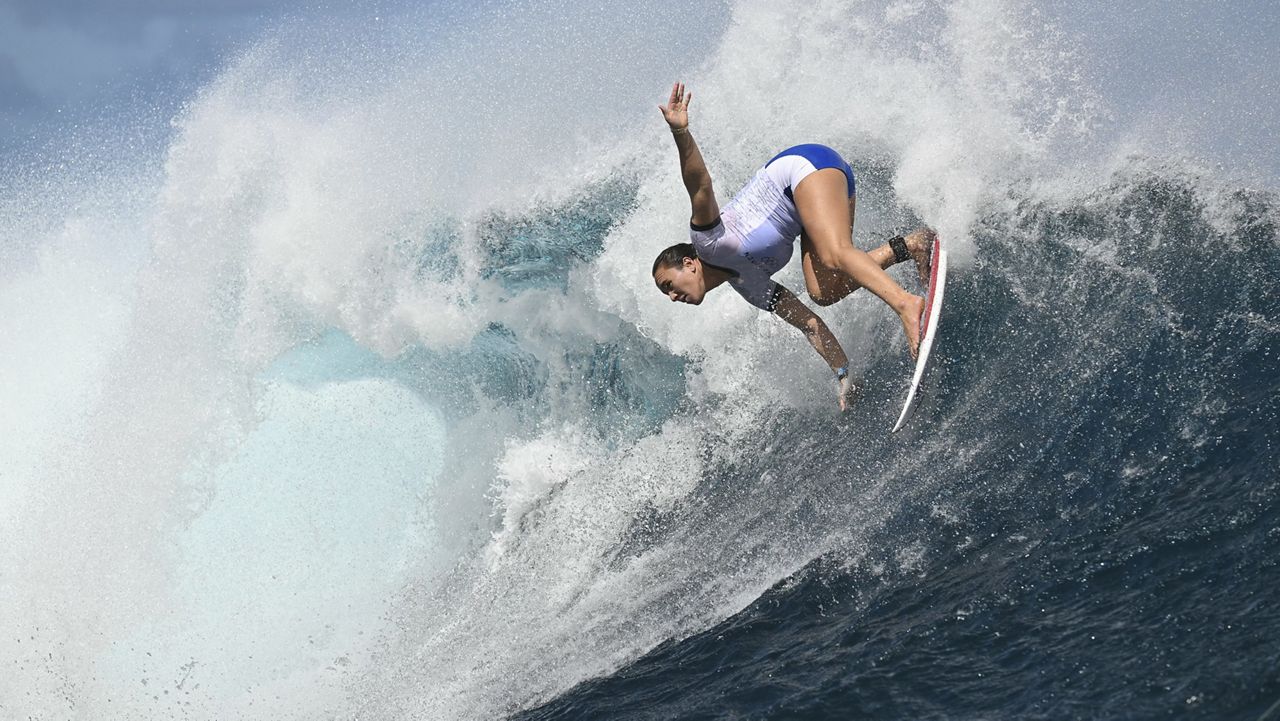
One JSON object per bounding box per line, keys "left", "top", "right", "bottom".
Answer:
{"left": 919, "top": 234, "right": 942, "bottom": 341}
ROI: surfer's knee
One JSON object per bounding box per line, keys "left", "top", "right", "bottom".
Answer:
{"left": 812, "top": 243, "right": 848, "bottom": 270}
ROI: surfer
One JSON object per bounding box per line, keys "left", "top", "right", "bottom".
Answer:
{"left": 651, "top": 82, "right": 935, "bottom": 410}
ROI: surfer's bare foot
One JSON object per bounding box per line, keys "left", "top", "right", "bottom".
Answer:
{"left": 905, "top": 228, "right": 936, "bottom": 287}
{"left": 899, "top": 294, "right": 926, "bottom": 360}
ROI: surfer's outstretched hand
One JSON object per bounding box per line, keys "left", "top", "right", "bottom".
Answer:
{"left": 658, "top": 82, "right": 691, "bottom": 130}
{"left": 838, "top": 374, "right": 862, "bottom": 412}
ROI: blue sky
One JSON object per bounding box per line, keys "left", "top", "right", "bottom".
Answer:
{"left": 0, "top": 0, "right": 390, "bottom": 162}
{"left": 2, "top": 0, "right": 1277, "bottom": 180}
{"left": 1043, "top": 0, "right": 1279, "bottom": 181}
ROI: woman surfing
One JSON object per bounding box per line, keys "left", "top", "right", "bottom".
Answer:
{"left": 650, "top": 82, "right": 935, "bottom": 410}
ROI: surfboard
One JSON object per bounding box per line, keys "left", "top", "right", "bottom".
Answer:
{"left": 892, "top": 234, "right": 948, "bottom": 432}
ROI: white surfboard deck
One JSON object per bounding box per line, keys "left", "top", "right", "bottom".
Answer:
{"left": 892, "top": 234, "right": 948, "bottom": 432}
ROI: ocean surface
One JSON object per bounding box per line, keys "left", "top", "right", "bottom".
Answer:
{"left": 3, "top": 0, "right": 1278, "bottom": 719}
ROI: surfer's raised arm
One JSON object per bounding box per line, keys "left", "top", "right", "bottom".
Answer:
{"left": 659, "top": 82, "right": 719, "bottom": 227}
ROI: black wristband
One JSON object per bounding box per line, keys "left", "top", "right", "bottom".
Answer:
{"left": 888, "top": 235, "right": 910, "bottom": 263}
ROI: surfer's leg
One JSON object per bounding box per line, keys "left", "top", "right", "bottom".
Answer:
{"left": 803, "top": 234, "right": 857, "bottom": 306}
{"left": 802, "top": 195, "right": 859, "bottom": 305}
{"left": 794, "top": 168, "right": 925, "bottom": 357}
{"left": 803, "top": 197, "right": 893, "bottom": 305}
{"left": 803, "top": 234, "right": 933, "bottom": 305}
{"left": 803, "top": 198, "right": 936, "bottom": 304}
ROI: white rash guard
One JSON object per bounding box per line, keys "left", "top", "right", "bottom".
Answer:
{"left": 689, "top": 143, "right": 856, "bottom": 311}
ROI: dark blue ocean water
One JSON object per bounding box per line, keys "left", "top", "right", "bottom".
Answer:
{"left": 514, "top": 173, "right": 1280, "bottom": 720}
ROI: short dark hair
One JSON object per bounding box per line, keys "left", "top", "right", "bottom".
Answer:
{"left": 652, "top": 243, "right": 697, "bottom": 275}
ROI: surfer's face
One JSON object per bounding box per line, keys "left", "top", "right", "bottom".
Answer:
{"left": 653, "top": 256, "right": 706, "bottom": 305}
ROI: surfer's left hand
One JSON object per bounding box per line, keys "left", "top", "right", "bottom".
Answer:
{"left": 838, "top": 375, "right": 862, "bottom": 411}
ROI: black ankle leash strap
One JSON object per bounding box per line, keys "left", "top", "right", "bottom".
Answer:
{"left": 889, "top": 235, "right": 910, "bottom": 263}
